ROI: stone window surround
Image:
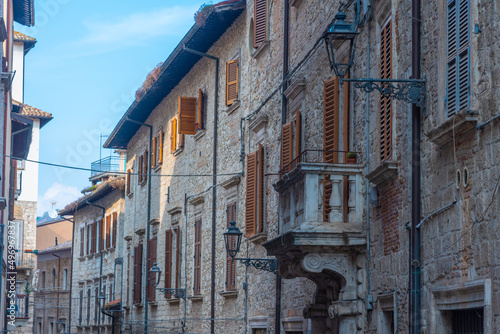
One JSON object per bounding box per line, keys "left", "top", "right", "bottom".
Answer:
{"left": 376, "top": 291, "right": 398, "bottom": 333}
{"left": 248, "top": 316, "right": 268, "bottom": 331}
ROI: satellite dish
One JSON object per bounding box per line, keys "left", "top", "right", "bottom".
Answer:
{"left": 48, "top": 202, "right": 58, "bottom": 219}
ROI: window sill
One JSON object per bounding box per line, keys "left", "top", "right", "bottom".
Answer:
{"left": 251, "top": 40, "right": 269, "bottom": 59}
{"left": 133, "top": 303, "right": 143, "bottom": 308}
{"left": 78, "top": 256, "right": 85, "bottom": 261}
{"left": 148, "top": 301, "right": 158, "bottom": 306}
{"left": 140, "top": 180, "right": 147, "bottom": 187}
{"left": 426, "top": 109, "right": 479, "bottom": 147}
{"left": 188, "top": 295, "right": 203, "bottom": 302}
{"left": 219, "top": 290, "right": 238, "bottom": 298}
{"left": 127, "top": 192, "right": 133, "bottom": 198}
{"left": 122, "top": 305, "right": 130, "bottom": 310}
{"left": 154, "top": 164, "right": 162, "bottom": 172}
{"left": 225, "top": 100, "right": 241, "bottom": 115}
{"left": 173, "top": 147, "right": 184, "bottom": 157}
{"left": 366, "top": 160, "right": 399, "bottom": 187}
{"left": 248, "top": 232, "right": 267, "bottom": 244}
{"left": 194, "top": 129, "right": 206, "bottom": 141}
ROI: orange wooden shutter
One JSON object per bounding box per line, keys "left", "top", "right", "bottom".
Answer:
{"left": 226, "top": 202, "right": 237, "bottom": 291}
{"left": 147, "top": 237, "right": 157, "bottom": 302}
{"left": 179, "top": 133, "right": 184, "bottom": 148}
{"left": 281, "top": 122, "right": 293, "bottom": 172}
{"left": 253, "top": 0, "right": 267, "bottom": 48}
{"left": 174, "top": 226, "right": 180, "bottom": 289}
{"left": 98, "top": 219, "right": 104, "bottom": 252}
{"left": 179, "top": 96, "right": 197, "bottom": 135}
{"left": 158, "top": 130, "right": 163, "bottom": 164}
{"left": 80, "top": 228, "right": 84, "bottom": 256}
{"left": 295, "top": 112, "right": 302, "bottom": 161}
{"left": 193, "top": 219, "right": 202, "bottom": 295}
{"left": 170, "top": 119, "right": 177, "bottom": 153}
{"left": 226, "top": 60, "right": 239, "bottom": 105}
{"left": 143, "top": 150, "right": 148, "bottom": 183}
{"left": 91, "top": 222, "right": 96, "bottom": 254}
{"left": 197, "top": 89, "right": 204, "bottom": 129}
{"left": 138, "top": 156, "right": 143, "bottom": 183}
{"left": 106, "top": 215, "right": 111, "bottom": 249}
{"left": 152, "top": 137, "right": 157, "bottom": 168}
{"left": 257, "top": 144, "right": 265, "bottom": 233}
{"left": 245, "top": 151, "right": 258, "bottom": 237}
{"left": 112, "top": 212, "right": 117, "bottom": 248}
{"left": 380, "top": 19, "right": 392, "bottom": 161}
{"left": 164, "top": 230, "right": 172, "bottom": 298}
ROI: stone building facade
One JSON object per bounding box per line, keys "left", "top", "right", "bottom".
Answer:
{"left": 89, "top": 0, "right": 500, "bottom": 333}
{"left": 33, "top": 241, "right": 72, "bottom": 334}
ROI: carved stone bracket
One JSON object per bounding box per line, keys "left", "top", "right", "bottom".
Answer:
{"left": 328, "top": 300, "right": 362, "bottom": 319}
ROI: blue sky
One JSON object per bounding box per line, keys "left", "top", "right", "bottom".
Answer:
{"left": 14, "top": 0, "right": 208, "bottom": 215}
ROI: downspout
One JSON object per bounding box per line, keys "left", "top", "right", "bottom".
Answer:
{"left": 51, "top": 253, "right": 61, "bottom": 325}
{"left": 410, "top": 0, "right": 422, "bottom": 331}
{"left": 182, "top": 44, "right": 219, "bottom": 334}
{"left": 365, "top": 18, "right": 372, "bottom": 315}
{"left": 125, "top": 117, "right": 152, "bottom": 334}
{"left": 68, "top": 217, "right": 76, "bottom": 332}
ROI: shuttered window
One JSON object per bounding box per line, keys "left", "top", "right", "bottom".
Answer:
{"left": 158, "top": 129, "right": 164, "bottom": 164}
{"left": 226, "top": 202, "right": 237, "bottom": 291}
{"left": 245, "top": 145, "right": 265, "bottom": 237}
{"left": 171, "top": 118, "right": 177, "bottom": 153}
{"left": 164, "top": 230, "right": 172, "bottom": 298}
{"left": 193, "top": 218, "right": 202, "bottom": 295}
{"left": 138, "top": 156, "right": 143, "bottom": 184}
{"left": 179, "top": 96, "right": 197, "bottom": 135}
{"left": 174, "top": 227, "right": 180, "bottom": 290}
{"left": 152, "top": 137, "right": 157, "bottom": 168}
{"left": 143, "top": 150, "right": 148, "bottom": 183}
{"left": 133, "top": 244, "right": 143, "bottom": 304}
{"left": 106, "top": 215, "right": 111, "bottom": 249}
{"left": 98, "top": 219, "right": 104, "bottom": 252}
{"left": 281, "top": 122, "right": 294, "bottom": 173}
{"left": 112, "top": 212, "right": 117, "bottom": 248}
{"left": 226, "top": 60, "right": 239, "bottom": 105}
{"left": 295, "top": 112, "right": 302, "bottom": 159}
{"left": 447, "top": 0, "right": 470, "bottom": 116}
{"left": 80, "top": 227, "right": 84, "bottom": 257}
{"left": 147, "top": 237, "right": 157, "bottom": 302}
{"left": 91, "top": 222, "right": 96, "bottom": 254}
{"left": 380, "top": 19, "right": 392, "bottom": 162}
{"left": 126, "top": 169, "right": 132, "bottom": 195}
{"left": 197, "top": 89, "right": 204, "bottom": 130}
{"left": 253, "top": 0, "right": 267, "bottom": 48}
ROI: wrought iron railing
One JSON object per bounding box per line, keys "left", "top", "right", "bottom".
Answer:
{"left": 16, "top": 252, "right": 35, "bottom": 269}
{"left": 90, "top": 156, "right": 120, "bottom": 177}
{"left": 15, "top": 294, "right": 29, "bottom": 318}
{"left": 279, "top": 149, "right": 360, "bottom": 175}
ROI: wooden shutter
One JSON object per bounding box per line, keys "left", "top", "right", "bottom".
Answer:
{"left": 174, "top": 227, "right": 180, "bottom": 289}
{"left": 197, "top": 89, "right": 204, "bottom": 130}
{"left": 257, "top": 145, "right": 265, "bottom": 233}
{"left": 112, "top": 212, "right": 117, "bottom": 248}
{"left": 138, "top": 156, "right": 143, "bottom": 184}
{"left": 226, "top": 60, "right": 239, "bottom": 105}
{"left": 158, "top": 130, "right": 163, "bottom": 164}
{"left": 164, "top": 230, "right": 172, "bottom": 298}
{"left": 380, "top": 19, "right": 392, "bottom": 162}
{"left": 281, "top": 122, "right": 293, "bottom": 172}
{"left": 133, "top": 244, "right": 143, "bottom": 304}
{"left": 245, "top": 151, "right": 258, "bottom": 237}
{"left": 147, "top": 237, "right": 157, "bottom": 302}
{"left": 86, "top": 225, "right": 90, "bottom": 255}
{"left": 170, "top": 119, "right": 177, "bottom": 153}
{"left": 143, "top": 150, "right": 148, "bottom": 183}
{"left": 106, "top": 215, "right": 111, "bottom": 249}
{"left": 253, "top": 0, "right": 267, "bottom": 48}
{"left": 179, "top": 96, "right": 197, "bottom": 135}
{"left": 226, "top": 203, "right": 237, "bottom": 291}
{"left": 152, "top": 137, "right": 157, "bottom": 168}
{"left": 179, "top": 133, "right": 184, "bottom": 148}
{"left": 126, "top": 169, "right": 131, "bottom": 195}
{"left": 324, "top": 77, "right": 339, "bottom": 163}
{"left": 98, "top": 219, "right": 104, "bottom": 252}
{"left": 193, "top": 218, "right": 202, "bottom": 295}
{"left": 80, "top": 228, "right": 84, "bottom": 257}
{"left": 91, "top": 222, "right": 96, "bottom": 254}
{"left": 295, "top": 112, "right": 302, "bottom": 160}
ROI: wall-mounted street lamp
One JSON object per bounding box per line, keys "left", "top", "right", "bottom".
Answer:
{"left": 149, "top": 263, "right": 186, "bottom": 299}
{"left": 223, "top": 221, "right": 277, "bottom": 274}
{"left": 56, "top": 318, "right": 65, "bottom": 334}
{"left": 323, "top": 1, "right": 427, "bottom": 110}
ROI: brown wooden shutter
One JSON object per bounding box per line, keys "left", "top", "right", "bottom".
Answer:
{"left": 112, "top": 212, "right": 117, "bottom": 248}
{"left": 136, "top": 243, "right": 143, "bottom": 304}
{"left": 147, "top": 237, "right": 157, "bottom": 302}
{"left": 80, "top": 228, "right": 84, "bottom": 257}
{"left": 158, "top": 130, "right": 163, "bottom": 164}
{"left": 164, "top": 230, "right": 172, "bottom": 298}
{"left": 295, "top": 112, "right": 302, "bottom": 161}
{"left": 380, "top": 19, "right": 392, "bottom": 162}
{"left": 106, "top": 215, "right": 111, "bottom": 249}
{"left": 281, "top": 122, "right": 293, "bottom": 173}
{"left": 226, "top": 60, "right": 239, "bottom": 105}
{"left": 226, "top": 202, "right": 237, "bottom": 291}
{"left": 138, "top": 156, "right": 143, "bottom": 184}
{"left": 257, "top": 144, "right": 265, "bottom": 233}
{"left": 133, "top": 246, "right": 138, "bottom": 304}
{"left": 86, "top": 225, "right": 90, "bottom": 255}
{"left": 197, "top": 89, "right": 204, "bottom": 130}
{"left": 152, "top": 137, "right": 157, "bottom": 168}
{"left": 98, "top": 219, "right": 104, "bottom": 252}
{"left": 174, "top": 227, "right": 180, "bottom": 289}
{"left": 170, "top": 119, "right": 177, "bottom": 153}
{"left": 126, "top": 169, "right": 131, "bottom": 195}
{"left": 245, "top": 151, "right": 258, "bottom": 237}
{"left": 143, "top": 150, "right": 148, "bottom": 183}
{"left": 253, "top": 0, "right": 267, "bottom": 48}
{"left": 178, "top": 96, "right": 197, "bottom": 135}
{"left": 193, "top": 218, "right": 202, "bottom": 295}
{"left": 91, "top": 222, "right": 96, "bottom": 254}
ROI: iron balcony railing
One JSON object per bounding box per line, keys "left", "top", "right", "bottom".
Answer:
{"left": 15, "top": 294, "right": 29, "bottom": 318}
{"left": 279, "top": 149, "right": 361, "bottom": 175}
{"left": 90, "top": 156, "right": 120, "bottom": 177}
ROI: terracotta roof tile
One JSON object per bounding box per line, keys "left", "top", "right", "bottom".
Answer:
{"left": 13, "top": 100, "right": 53, "bottom": 119}
{"left": 14, "top": 31, "right": 36, "bottom": 42}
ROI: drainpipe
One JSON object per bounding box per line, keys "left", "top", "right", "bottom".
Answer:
{"left": 68, "top": 216, "right": 76, "bottom": 332}
{"left": 182, "top": 45, "right": 219, "bottom": 334}
{"left": 365, "top": 20, "right": 372, "bottom": 315}
{"left": 410, "top": 0, "right": 422, "bottom": 331}
{"left": 51, "top": 253, "right": 61, "bottom": 326}
{"left": 125, "top": 117, "right": 152, "bottom": 334}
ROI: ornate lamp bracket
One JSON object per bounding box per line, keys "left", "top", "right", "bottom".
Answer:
{"left": 155, "top": 287, "right": 187, "bottom": 300}
{"left": 342, "top": 78, "right": 427, "bottom": 114}
{"left": 236, "top": 258, "right": 278, "bottom": 274}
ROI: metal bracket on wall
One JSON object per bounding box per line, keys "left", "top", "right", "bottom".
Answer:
{"left": 155, "top": 288, "right": 187, "bottom": 300}
{"left": 236, "top": 258, "right": 278, "bottom": 274}
{"left": 342, "top": 78, "right": 427, "bottom": 114}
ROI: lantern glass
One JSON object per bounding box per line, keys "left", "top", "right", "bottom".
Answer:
{"left": 224, "top": 221, "right": 243, "bottom": 258}
{"left": 149, "top": 262, "right": 162, "bottom": 288}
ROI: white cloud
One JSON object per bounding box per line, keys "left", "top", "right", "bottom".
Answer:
{"left": 38, "top": 182, "right": 81, "bottom": 216}
{"left": 76, "top": 6, "right": 198, "bottom": 48}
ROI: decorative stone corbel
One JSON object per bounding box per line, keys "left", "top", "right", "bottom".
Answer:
{"left": 327, "top": 300, "right": 362, "bottom": 319}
